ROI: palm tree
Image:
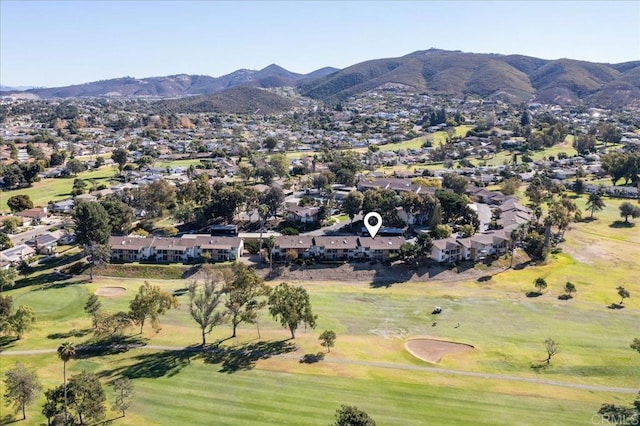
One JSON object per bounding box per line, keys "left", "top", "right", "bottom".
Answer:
{"left": 57, "top": 342, "right": 76, "bottom": 423}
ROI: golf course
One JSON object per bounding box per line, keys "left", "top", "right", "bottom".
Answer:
{"left": 0, "top": 195, "right": 638, "bottom": 425}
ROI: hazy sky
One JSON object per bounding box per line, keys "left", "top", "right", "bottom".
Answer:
{"left": 1, "top": 1, "right": 639, "bottom": 87}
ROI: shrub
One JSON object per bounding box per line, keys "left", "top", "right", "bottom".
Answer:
{"left": 280, "top": 227, "right": 300, "bottom": 236}
{"left": 244, "top": 240, "right": 260, "bottom": 254}
{"left": 62, "top": 261, "right": 88, "bottom": 275}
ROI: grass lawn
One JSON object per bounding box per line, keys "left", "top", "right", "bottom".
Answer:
{"left": 1, "top": 191, "right": 639, "bottom": 424}
{"left": 155, "top": 158, "right": 209, "bottom": 169}
{"left": 0, "top": 167, "right": 117, "bottom": 212}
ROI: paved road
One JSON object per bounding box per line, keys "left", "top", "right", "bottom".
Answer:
{"left": 2, "top": 344, "right": 635, "bottom": 395}
{"left": 8, "top": 218, "right": 65, "bottom": 245}
{"left": 302, "top": 214, "right": 362, "bottom": 236}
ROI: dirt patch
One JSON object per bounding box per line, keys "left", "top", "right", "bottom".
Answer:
{"left": 405, "top": 338, "right": 474, "bottom": 363}
{"left": 95, "top": 286, "right": 126, "bottom": 297}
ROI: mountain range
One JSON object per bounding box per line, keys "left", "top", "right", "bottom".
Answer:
{"left": 3, "top": 49, "right": 639, "bottom": 108}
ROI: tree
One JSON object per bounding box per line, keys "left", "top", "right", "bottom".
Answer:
{"left": 57, "top": 342, "right": 76, "bottom": 423}
{"left": 66, "top": 158, "right": 87, "bottom": 176}
{"left": 270, "top": 153, "right": 289, "bottom": 178}
{"left": 238, "top": 164, "right": 253, "bottom": 184}
{"left": 630, "top": 338, "right": 640, "bottom": 354}
{"left": 263, "top": 136, "right": 278, "bottom": 152}
{"left": 0, "top": 267, "right": 17, "bottom": 292}
{"left": 111, "top": 147, "right": 128, "bottom": 172}
{"left": 41, "top": 385, "right": 65, "bottom": 426}
{"left": 10, "top": 305, "right": 36, "bottom": 339}
{"left": 68, "top": 371, "right": 106, "bottom": 425}
{"left": 435, "top": 189, "right": 468, "bottom": 223}
{"left": 586, "top": 191, "right": 606, "bottom": 219}
{"left": 0, "top": 232, "right": 12, "bottom": 250}
{"left": 132, "top": 179, "right": 176, "bottom": 219}
{"left": 3, "top": 216, "right": 22, "bottom": 233}
{"left": 534, "top": 277, "right": 547, "bottom": 294}
{"left": 223, "top": 263, "right": 270, "bottom": 338}
{"left": 617, "top": 286, "right": 630, "bottom": 305}
{"left": 573, "top": 134, "right": 596, "bottom": 154}
{"left": 458, "top": 224, "right": 475, "bottom": 238}
{"left": 268, "top": 282, "right": 317, "bottom": 339}
{"left": 343, "top": 191, "right": 364, "bottom": 228}
{"left": 129, "top": 281, "right": 179, "bottom": 334}
{"left": 333, "top": 405, "right": 376, "bottom": 426}
{"left": 442, "top": 173, "right": 468, "bottom": 195}
{"left": 319, "top": 330, "right": 336, "bottom": 353}
{"left": 256, "top": 166, "right": 275, "bottom": 185}
{"left": 285, "top": 248, "right": 299, "bottom": 264}
{"left": 544, "top": 338, "right": 559, "bottom": 364}
{"left": 598, "top": 123, "right": 622, "bottom": 144}
{"left": 207, "top": 186, "right": 245, "bottom": 223}
{"left": 94, "top": 311, "right": 132, "bottom": 339}
{"left": 84, "top": 294, "right": 102, "bottom": 328}
{"left": 500, "top": 178, "right": 520, "bottom": 196}
{"left": 432, "top": 224, "right": 452, "bottom": 239}
{"left": 73, "top": 201, "right": 111, "bottom": 281}
{"left": 415, "top": 233, "right": 433, "bottom": 262}
{"left": 100, "top": 198, "right": 134, "bottom": 234}
{"left": 17, "top": 259, "right": 33, "bottom": 279}
{"left": 564, "top": 282, "right": 576, "bottom": 298}
{"left": 7, "top": 194, "right": 33, "bottom": 212}
{"left": 619, "top": 202, "right": 640, "bottom": 223}
{"left": 399, "top": 243, "right": 417, "bottom": 265}
{"left": 260, "top": 184, "right": 285, "bottom": 218}
{"left": 71, "top": 178, "right": 87, "bottom": 196}
{"left": 0, "top": 294, "right": 12, "bottom": 334}
{"left": 597, "top": 403, "right": 637, "bottom": 426}
{"left": 112, "top": 377, "right": 133, "bottom": 418}
{"left": 188, "top": 268, "right": 225, "bottom": 345}
{"left": 3, "top": 362, "right": 41, "bottom": 420}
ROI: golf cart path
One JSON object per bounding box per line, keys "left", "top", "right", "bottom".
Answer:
{"left": 2, "top": 345, "right": 636, "bottom": 394}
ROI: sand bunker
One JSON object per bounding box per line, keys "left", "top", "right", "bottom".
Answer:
{"left": 405, "top": 338, "right": 474, "bottom": 363}
{"left": 95, "top": 286, "right": 126, "bottom": 297}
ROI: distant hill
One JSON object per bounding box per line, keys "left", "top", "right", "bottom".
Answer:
{"left": 149, "top": 86, "right": 297, "bottom": 115}
{"left": 19, "top": 65, "right": 337, "bottom": 99}
{"left": 9, "top": 49, "right": 640, "bottom": 108}
{"left": 298, "top": 49, "right": 640, "bottom": 107}
{"left": 0, "top": 85, "right": 37, "bottom": 92}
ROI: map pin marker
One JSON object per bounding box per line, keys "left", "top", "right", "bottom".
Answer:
{"left": 364, "top": 212, "right": 383, "bottom": 239}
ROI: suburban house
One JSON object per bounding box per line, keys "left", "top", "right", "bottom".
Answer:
{"left": 0, "top": 244, "right": 36, "bottom": 264}
{"left": 286, "top": 205, "right": 320, "bottom": 223}
{"left": 108, "top": 235, "right": 244, "bottom": 263}
{"left": 26, "top": 232, "right": 61, "bottom": 254}
{"left": 15, "top": 208, "right": 48, "bottom": 226}
{"left": 109, "top": 236, "right": 154, "bottom": 262}
{"left": 431, "top": 238, "right": 462, "bottom": 263}
{"left": 153, "top": 237, "right": 188, "bottom": 262}
{"left": 74, "top": 193, "right": 98, "bottom": 203}
{"left": 49, "top": 199, "right": 75, "bottom": 213}
{"left": 271, "top": 236, "right": 314, "bottom": 260}
{"left": 430, "top": 230, "right": 511, "bottom": 264}
{"left": 312, "top": 236, "right": 360, "bottom": 261}
{"left": 357, "top": 236, "right": 405, "bottom": 261}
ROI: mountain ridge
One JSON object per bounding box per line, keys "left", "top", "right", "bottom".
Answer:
{"left": 4, "top": 49, "right": 639, "bottom": 108}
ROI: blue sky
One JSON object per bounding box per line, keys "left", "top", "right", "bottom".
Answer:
{"left": 1, "top": 1, "right": 639, "bottom": 87}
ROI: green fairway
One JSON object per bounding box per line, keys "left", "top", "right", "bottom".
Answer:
{"left": 0, "top": 167, "right": 116, "bottom": 212}
{"left": 13, "top": 284, "right": 87, "bottom": 321}
{"left": 1, "top": 195, "right": 639, "bottom": 424}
